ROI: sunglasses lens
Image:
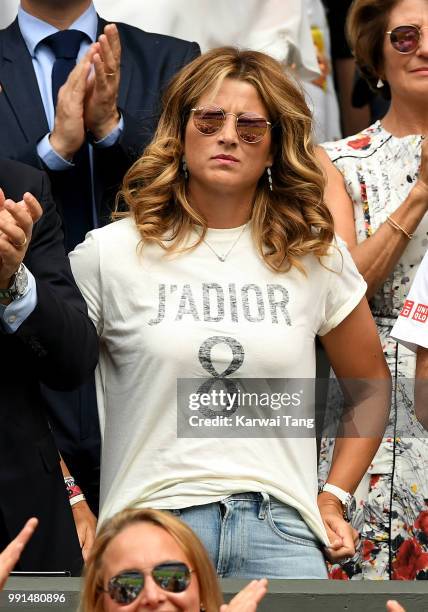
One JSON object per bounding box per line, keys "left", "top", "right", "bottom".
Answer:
{"left": 193, "top": 107, "right": 224, "bottom": 135}
{"left": 390, "top": 25, "right": 419, "bottom": 52}
{"left": 108, "top": 571, "right": 143, "bottom": 605}
{"left": 237, "top": 113, "right": 268, "bottom": 143}
{"left": 152, "top": 562, "right": 191, "bottom": 593}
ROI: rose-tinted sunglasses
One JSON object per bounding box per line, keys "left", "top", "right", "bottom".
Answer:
{"left": 387, "top": 24, "right": 428, "bottom": 54}
{"left": 191, "top": 104, "right": 271, "bottom": 143}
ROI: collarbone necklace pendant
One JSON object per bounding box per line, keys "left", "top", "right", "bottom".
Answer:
{"left": 203, "top": 222, "right": 248, "bottom": 262}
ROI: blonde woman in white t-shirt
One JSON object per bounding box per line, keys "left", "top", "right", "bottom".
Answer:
{"left": 70, "top": 47, "right": 390, "bottom": 579}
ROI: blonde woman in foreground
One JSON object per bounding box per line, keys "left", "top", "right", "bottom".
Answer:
{"left": 81, "top": 507, "right": 266, "bottom": 611}
{"left": 70, "top": 47, "right": 390, "bottom": 578}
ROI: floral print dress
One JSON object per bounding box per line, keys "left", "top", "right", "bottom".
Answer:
{"left": 320, "top": 121, "right": 428, "bottom": 580}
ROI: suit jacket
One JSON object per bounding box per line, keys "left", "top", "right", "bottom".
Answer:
{"left": 0, "top": 17, "right": 200, "bottom": 512}
{"left": 0, "top": 159, "right": 98, "bottom": 574}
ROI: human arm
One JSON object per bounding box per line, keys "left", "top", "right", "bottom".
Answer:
{"left": 316, "top": 141, "right": 428, "bottom": 300}
{"left": 319, "top": 298, "right": 391, "bottom": 561}
{"left": 219, "top": 580, "right": 268, "bottom": 612}
{"left": 0, "top": 167, "right": 99, "bottom": 389}
{"left": 49, "top": 47, "right": 94, "bottom": 161}
{"left": 0, "top": 519, "right": 38, "bottom": 591}
{"left": 60, "top": 457, "right": 96, "bottom": 563}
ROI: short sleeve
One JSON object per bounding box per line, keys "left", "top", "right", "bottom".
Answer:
{"left": 317, "top": 238, "right": 367, "bottom": 336}
{"left": 391, "top": 249, "right": 428, "bottom": 352}
{"left": 69, "top": 231, "right": 104, "bottom": 336}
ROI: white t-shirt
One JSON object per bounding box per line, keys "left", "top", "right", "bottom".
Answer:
{"left": 391, "top": 248, "right": 428, "bottom": 352}
{"left": 70, "top": 218, "right": 366, "bottom": 544}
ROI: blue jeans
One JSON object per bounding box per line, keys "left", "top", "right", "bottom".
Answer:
{"left": 170, "top": 493, "right": 328, "bottom": 579}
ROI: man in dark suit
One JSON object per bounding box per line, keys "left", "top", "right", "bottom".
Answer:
{"left": 0, "top": 0, "right": 200, "bottom": 513}
{"left": 0, "top": 158, "right": 98, "bottom": 574}
{"left": 0, "top": 0, "right": 200, "bottom": 243}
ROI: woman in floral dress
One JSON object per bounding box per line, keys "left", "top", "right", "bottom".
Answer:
{"left": 317, "top": 0, "right": 428, "bottom": 579}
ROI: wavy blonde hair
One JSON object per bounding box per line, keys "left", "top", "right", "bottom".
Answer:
{"left": 80, "top": 507, "right": 222, "bottom": 612}
{"left": 117, "top": 47, "right": 334, "bottom": 273}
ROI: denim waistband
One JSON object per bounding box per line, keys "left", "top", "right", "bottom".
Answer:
{"left": 221, "top": 492, "right": 270, "bottom": 519}
{"left": 222, "top": 492, "right": 267, "bottom": 502}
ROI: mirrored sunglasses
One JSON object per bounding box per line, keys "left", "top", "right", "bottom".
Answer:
{"left": 103, "top": 562, "right": 192, "bottom": 605}
{"left": 387, "top": 24, "right": 428, "bottom": 54}
{"left": 191, "top": 105, "right": 271, "bottom": 143}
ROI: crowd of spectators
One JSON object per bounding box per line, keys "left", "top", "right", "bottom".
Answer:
{"left": 1, "top": 0, "right": 428, "bottom": 604}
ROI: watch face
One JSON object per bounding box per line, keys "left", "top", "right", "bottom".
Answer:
{"left": 11, "top": 265, "right": 28, "bottom": 300}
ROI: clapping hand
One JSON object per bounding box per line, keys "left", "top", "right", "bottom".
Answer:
{"left": 50, "top": 24, "right": 121, "bottom": 158}
{"left": 84, "top": 24, "right": 121, "bottom": 140}
{"left": 0, "top": 190, "right": 42, "bottom": 290}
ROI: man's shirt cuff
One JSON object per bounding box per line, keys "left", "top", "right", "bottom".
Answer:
{"left": 93, "top": 115, "right": 124, "bottom": 147}
{"left": 38, "top": 133, "right": 74, "bottom": 170}
{"left": 0, "top": 268, "right": 37, "bottom": 333}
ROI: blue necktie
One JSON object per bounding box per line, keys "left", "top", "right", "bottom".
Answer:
{"left": 43, "top": 30, "right": 93, "bottom": 251}
{"left": 44, "top": 30, "right": 87, "bottom": 108}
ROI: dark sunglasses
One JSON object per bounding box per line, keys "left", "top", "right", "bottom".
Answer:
{"left": 102, "top": 562, "right": 193, "bottom": 605}
{"left": 386, "top": 24, "right": 428, "bottom": 54}
{"left": 191, "top": 104, "right": 271, "bottom": 143}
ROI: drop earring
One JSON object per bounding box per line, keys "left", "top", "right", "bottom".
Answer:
{"left": 266, "top": 166, "right": 273, "bottom": 191}
{"left": 182, "top": 156, "right": 188, "bottom": 179}
{"left": 377, "top": 78, "right": 384, "bottom": 89}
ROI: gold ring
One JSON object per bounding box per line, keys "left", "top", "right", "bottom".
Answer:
{"left": 13, "top": 236, "right": 27, "bottom": 249}
{"left": 105, "top": 72, "right": 116, "bottom": 76}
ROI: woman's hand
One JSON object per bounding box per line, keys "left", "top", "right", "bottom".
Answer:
{"left": 318, "top": 494, "right": 359, "bottom": 562}
{"left": 386, "top": 601, "right": 406, "bottom": 612}
{"left": 219, "top": 579, "right": 268, "bottom": 611}
{"left": 72, "top": 501, "right": 97, "bottom": 562}
{"left": 0, "top": 518, "right": 38, "bottom": 590}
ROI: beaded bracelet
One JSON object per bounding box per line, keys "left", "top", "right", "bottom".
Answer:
{"left": 64, "top": 476, "right": 86, "bottom": 507}
{"left": 386, "top": 215, "right": 413, "bottom": 240}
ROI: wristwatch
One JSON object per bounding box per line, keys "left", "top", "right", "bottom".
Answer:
{"left": 320, "top": 483, "right": 356, "bottom": 521}
{"left": 0, "top": 264, "right": 28, "bottom": 301}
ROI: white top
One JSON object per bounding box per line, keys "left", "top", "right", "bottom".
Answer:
{"left": 303, "top": 0, "right": 341, "bottom": 142}
{"left": 70, "top": 218, "right": 366, "bottom": 543}
{"left": 0, "top": 0, "right": 17, "bottom": 28}
{"left": 391, "top": 248, "right": 428, "bottom": 353}
{"left": 95, "top": 0, "right": 341, "bottom": 141}
{"left": 94, "top": 0, "right": 320, "bottom": 81}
